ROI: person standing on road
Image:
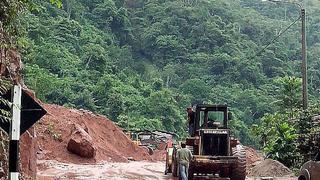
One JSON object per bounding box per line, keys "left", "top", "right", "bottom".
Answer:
{"left": 186, "top": 107, "right": 195, "bottom": 136}
{"left": 177, "top": 142, "right": 193, "bottom": 180}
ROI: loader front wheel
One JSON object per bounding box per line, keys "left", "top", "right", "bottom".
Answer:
{"left": 188, "top": 166, "right": 194, "bottom": 180}
{"left": 231, "top": 145, "right": 246, "bottom": 180}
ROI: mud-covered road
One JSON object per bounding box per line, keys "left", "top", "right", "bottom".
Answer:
{"left": 37, "top": 160, "right": 296, "bottom": 180}
{"left": 37, "top": 160, "right": 172, "bottom": 180}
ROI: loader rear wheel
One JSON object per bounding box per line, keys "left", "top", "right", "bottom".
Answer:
{"left": 188, "top": 166, "right": 194, "bottom": 180}
{"left": 231, "top": 145, "right": 246, "bottom": 180}
{"left": 172, "top": 147, "right": 179, "bottom": 177}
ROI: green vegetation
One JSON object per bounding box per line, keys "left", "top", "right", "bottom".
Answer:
{"left": 2, "top": 0, "right": 320, "bottom": 168}
{"left": 19, "top": 0, "right": 320, "bottom": 140}
{"left": 0, "top": 79, "right": 11, "bottom": 123}
{"left": 252, "top": 76, "right": 320, "bottom": 168}
{"left": 45, "top": 122, "right": 62, "bottom": 141}
{"left": 0, "top": 0, "right": 62, "bottom": 123}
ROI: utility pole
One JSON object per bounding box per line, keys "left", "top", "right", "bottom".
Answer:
{"left": 301, "top": 8, "right": 308, "bottom": 110}
{"left": 263, "top": 0, "right": 308, "bottom": 110}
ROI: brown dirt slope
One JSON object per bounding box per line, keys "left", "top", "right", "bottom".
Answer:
{"left": 248, "top": 159, "right": 292, "bottom": 177}
{"left": 36, "top": 104, "right": 151, "bottom": 164}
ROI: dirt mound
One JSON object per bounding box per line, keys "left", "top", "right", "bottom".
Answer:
{"left": 245, "top": 146, "right": 264, "bottom": 167}
{"left": 248, "top": 159, "right": 292, "bottom": 177}
{"left": 151, "top": 149, "right": 166, "bottom": 161}
{"left": 36, "top": 104, "right": 151, "bottom": 164}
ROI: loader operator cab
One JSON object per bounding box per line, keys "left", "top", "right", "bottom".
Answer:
{"left": 189, "top": 104, "right": 232, "bottom": 156}
{"left": 194, "top": 104, "right": 231, "bottom": 133}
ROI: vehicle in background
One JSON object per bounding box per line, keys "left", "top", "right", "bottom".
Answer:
{"left": 298, "top": 152, "right": 320, "bottom": 180}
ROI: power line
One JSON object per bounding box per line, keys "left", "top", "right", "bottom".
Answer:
{"left": 247, "top": 15, "right": 301, "bottom": 60}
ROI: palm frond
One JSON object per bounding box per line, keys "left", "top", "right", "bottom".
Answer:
{"left": 0, "top": 78, "right": 11, "bottom": 122}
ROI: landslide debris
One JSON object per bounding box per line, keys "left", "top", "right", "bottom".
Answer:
{"left": 36, "top": 104, "right": 151, "bottom": 164}
{"left": 245, "top": 146, "right": 264, "bottom": 168}
{"left": 248, "top": 159, "right": 292, "bottom": 177}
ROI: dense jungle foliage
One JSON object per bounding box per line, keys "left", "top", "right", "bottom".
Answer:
{"left": 2, "top": 0, "right": 320, "bottom": 167}
{"left": 20, "top": 0, "right": 320, "bottom": 140}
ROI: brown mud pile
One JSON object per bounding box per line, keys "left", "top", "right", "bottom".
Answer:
{"left": 245, "top": 146, "right": 264, "bottom": 167}
{"left": 151, "top": 149, "right": 166, "bottom": 161}
{"left": 36, "top": 104, "right": 152, "bottom": 164}
{"left": 248, "top": 159, "right": 292, "bottom": 177}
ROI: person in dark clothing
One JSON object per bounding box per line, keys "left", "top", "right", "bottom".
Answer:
{"left": 187, "top": 107, "right": 195, "bottom": 136}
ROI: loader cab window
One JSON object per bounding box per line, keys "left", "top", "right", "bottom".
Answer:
{"left": 132, "top": 133, "right": 138, "bottom": 141}
{"left": 199, "top": 110, "right": 224, "bottom": 129}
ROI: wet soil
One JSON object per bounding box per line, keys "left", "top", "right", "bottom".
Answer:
{"left": 37, "top": 160, "right": 173, "bottom": 180}
{"left": 248, "top": 159, "right": 292, "bottom": 177}
{"left": 37, "top": 160, "right": 297, "bottom": 180}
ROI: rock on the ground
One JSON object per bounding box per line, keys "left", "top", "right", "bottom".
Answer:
{"left": 20, "top": 127, "right": 38, "bottom": 179}
{"left": 67, "top": 124, "right": 96, "bottom": 158}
